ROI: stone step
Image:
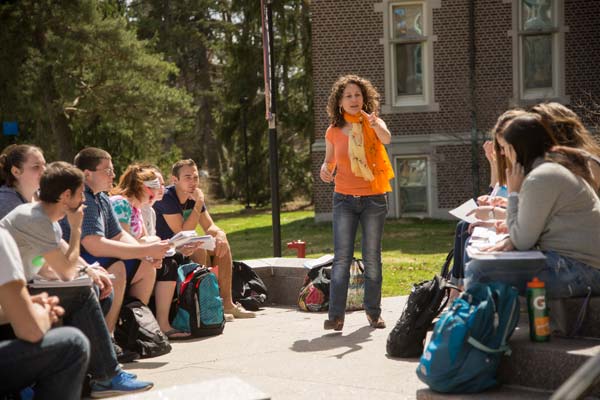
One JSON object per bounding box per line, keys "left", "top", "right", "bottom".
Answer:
{"left": 547, "top": 297, "right": 600, "bottom": 338}
{"left": 242, "top": 257, "right": 308, "bottom": 306}
{"left": 498, "top": 319, "right": 600, "bottom": 395}
{"left": 416, "top": 385, "right": 551, "bottom": 400}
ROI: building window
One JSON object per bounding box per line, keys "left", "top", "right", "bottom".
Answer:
{"left": 510, "top": 0, "right": 568, "bottom": 104}
{"left": 395, "top": 156, "right": 429, "bottom": 215}
{"left": 375, "top": 0, "right": 440, "bottom": 113}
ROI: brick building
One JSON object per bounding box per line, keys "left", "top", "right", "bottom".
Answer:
{"left": 311, "top": 0, "right": 600, "bottom": 221}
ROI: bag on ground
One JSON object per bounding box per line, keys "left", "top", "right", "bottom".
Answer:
{"left": 387, "top": 249, "right": 456, "bottom": 358}
{"left": 115, "top": 297, "right": 172, "bottom": 358}
{"left": 231, "top": 260, "right": 268, "bottom": 311}
{"left": 416, "top": 282, "right": 520, "bottom": 393}
{"left": 298, "top": 263, "right": 332, "bottom": 312}
{"left": 172, "top": 263, "right": 225, "bottom": 337}
{"left": 345, "top": 259, "right": 365, "bottom": 311}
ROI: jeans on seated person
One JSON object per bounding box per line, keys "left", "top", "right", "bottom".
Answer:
{"left": 28, "top": 286, "right": 120, "bottom": 382}
{"left": 329, "top": 193, "right": 388, "bottom": 320}
{"left": 450, "top": 221, "right": 471, "bottom": 285}
{"left": 0, "top": 327, "right": 90, "bottom": 400}
{"left": 465, "top": 250, "right": 600, "bottom": 299}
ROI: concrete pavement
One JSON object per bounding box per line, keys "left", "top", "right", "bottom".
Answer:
{"left": 120, "top": 296, "right": 429, "bottom": 399}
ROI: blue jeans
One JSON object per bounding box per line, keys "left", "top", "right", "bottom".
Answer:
{"left": 0, "top": 327, "right": 90, "bottom": 399}
{"left": 450, "top": 221, "right": 471, "bottom": 285}
{"left": 29, "top": 286, "right": 120, "bottom": 381}
{"left": 465, "top": 251, "right": 600, "bottom": 299}
{"left": 329, "top": 193, "right": 388, "bottom": 320}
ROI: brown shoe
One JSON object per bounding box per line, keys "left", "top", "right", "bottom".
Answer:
{"left": 367, "top": 314, "right": 386, "bottom": 329}
{"left": 324, "top": 317, "right": 344, "bottom": 331}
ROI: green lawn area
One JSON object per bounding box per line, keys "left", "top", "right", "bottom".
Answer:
{"left": 209, "top": 203, "right": 456, "bottom": 297}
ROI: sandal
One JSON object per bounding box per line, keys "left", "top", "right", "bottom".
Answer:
{"left": 164, "top": 328, "right": 191, "bottom": 340}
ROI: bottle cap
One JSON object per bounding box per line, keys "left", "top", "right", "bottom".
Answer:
{"left": 527, "top": 277, "right": 545, "bottom": 288}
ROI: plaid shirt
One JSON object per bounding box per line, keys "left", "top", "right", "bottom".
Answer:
{"left": 60, "top": 185, "right": 122, "bottom": 241}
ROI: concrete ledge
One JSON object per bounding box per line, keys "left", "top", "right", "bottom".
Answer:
{"left": 498, "top": 320, "right": 600, "bottom": 394}
{"left": 548, "top": 297, "right": 600, "bottom": 338}
{"left": 120, "top": 378, "right": 270, "bottom": 399}
{"left": 241, "top": 257, "right": 308, "bottom": 307}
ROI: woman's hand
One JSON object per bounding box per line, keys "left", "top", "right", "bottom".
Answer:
{"left": 467, "top": 220, "right": 496, "bottom": 234}
{"left": 466, "top": 206, "right": 494, "bottom": 221}
{"left": 320, "top": 162, "right": 334, "bottom": 183}
{"left": 494, "top": 220, "right": 508, "bottom": 234}
{"left": 361, "top": 110, "right": 391, "bottom": 144}
{"left": 506, "top": 145, "right": 525, "bottom": 193}
{"left": 483, "top": 140, "right": 496, "bottom": 164}
{"left": 482, "top": 237, "right": 515, "bottom": 252}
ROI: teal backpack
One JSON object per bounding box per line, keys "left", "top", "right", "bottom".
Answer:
{"left": 416, "top": 282, "right": 519, "bottom": 393}
{"left": 172, "top": 263, "right": 225, "bottom": 337}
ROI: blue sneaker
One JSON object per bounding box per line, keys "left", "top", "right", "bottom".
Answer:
{"left": 120, "top": 370, "right": 137, "bottom": 379}
{"left": 90, "top": 371, "right": 153, "bottom": 398}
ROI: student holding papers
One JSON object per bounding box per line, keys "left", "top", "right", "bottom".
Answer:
{"left": 465, "top": 114, "right": 600, "bottom": 299}
{"left": 153, "top": 159, "right": 254, "bottom": 337}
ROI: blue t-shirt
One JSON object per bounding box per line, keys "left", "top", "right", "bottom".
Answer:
{"left": 153, "top": 185, "right": 206, "bottom": 240}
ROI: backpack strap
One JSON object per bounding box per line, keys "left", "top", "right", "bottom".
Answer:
{"left": 467, "top": 336, "right": 512, "bottom": 356}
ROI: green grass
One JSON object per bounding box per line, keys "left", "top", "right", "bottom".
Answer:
{"left": 209, "top": 203, "right": 456, "bottom": 297}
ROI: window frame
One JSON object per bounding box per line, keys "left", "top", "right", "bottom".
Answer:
{"left": 375, "top": 0, "right": 441, "bottom": 113}
{"left": 507, "top": 0, "right": 569, "bottom": 105}
{"left": 393, "top": 154, "right": 431, "bottom": 217}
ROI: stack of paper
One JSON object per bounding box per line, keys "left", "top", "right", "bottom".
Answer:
{"left": 448, "top": 199, "right": 478, "bottom": 224}
{"left": 30, "top": 274, "right": 93, "bottom": 288}
{"left": 169, "top": 231, "right": 216, "bottom": 251}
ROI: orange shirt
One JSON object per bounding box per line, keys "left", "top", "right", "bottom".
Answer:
{"left": 325, "top": 126, "right": 385, "bottom": 196}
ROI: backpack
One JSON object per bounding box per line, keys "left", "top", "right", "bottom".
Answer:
{"left": 387, "top": 249, "right": 457, "bottom": 358}
{"left": 416, "top": 282, "right": 520, "bottom": 393}
{"left": 115, "top": 297, "right": 172, "bottom": 359}
{"left": 172, "top": 263, "right": 225, "bottom": 337}
{"left": 298, "top": 264, "right": 332, "bottom": 312}
{"left": 231, "top": 261, "right": 268, "bottom": 311}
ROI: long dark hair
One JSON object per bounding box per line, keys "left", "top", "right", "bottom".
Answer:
{"left": 503, "top": 114, "right": 557, "bottom": 174}
{"left": 545, "top": 146, "right": 596, "bottom": 189}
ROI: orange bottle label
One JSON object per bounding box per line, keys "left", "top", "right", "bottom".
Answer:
{"left": 534, "top": 316, "right": 550, "bottom": 336}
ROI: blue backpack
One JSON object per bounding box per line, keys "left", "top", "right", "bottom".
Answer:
{"left": 416, "top": 282, "right": 519, "bottom": 393}
{"left": 172, "top": 263, "right": 225, "bottom": 337}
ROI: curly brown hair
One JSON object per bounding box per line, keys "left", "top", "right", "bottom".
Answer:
{"left": 530, "top": 102, "right": 600, "bottom": 156}
{"left": 326, "top": 75, "right": 380, "bottom": 127}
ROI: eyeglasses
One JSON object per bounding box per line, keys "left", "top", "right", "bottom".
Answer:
{"left": 94, "top": 167, "right": 115, "bottom": 176}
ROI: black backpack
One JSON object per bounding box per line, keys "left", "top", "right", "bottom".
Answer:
{"left": 115, "top": 297, "right": 172, "bottom": 359}
{"left": 386, "top": 249, "right": 458, "bottom": 358}
{"left": 231, "top": 261, "right": 268, "bottom": 311}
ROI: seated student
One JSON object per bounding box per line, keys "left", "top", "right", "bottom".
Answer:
{"left": 0, "top": 161, "right": 153, "bottom": 396}
{"left": 465, "top": 114, "right": 600, "bottom": 299}
{"left": 60, "top": 147, "right": 170, "bottom": 362}
{"left": 0, "top": 144, "right": 45, "bottom": 219}
{"left": 0, "top": 227, "right": 90, "bottom": 400}
{"left": 153, "top": 159, "right": 255, "bottom": 326}
{"left": 110, "top": 165, "right": 160, "bottom": 242}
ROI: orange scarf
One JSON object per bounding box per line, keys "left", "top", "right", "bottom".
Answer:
{"left": 344, "top": 112, "right": 395, "bottom": 193}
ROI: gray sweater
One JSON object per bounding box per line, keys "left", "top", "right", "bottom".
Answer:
{"left": 507, "top": 159, "right": 600, "bottom": 269}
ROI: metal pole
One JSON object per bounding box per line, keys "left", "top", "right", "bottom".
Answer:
{"left": 266, "top": 0, "right": 281, "bottom": 257}
{"left": 240, "top": 97, "right": 251, "bottom": 209}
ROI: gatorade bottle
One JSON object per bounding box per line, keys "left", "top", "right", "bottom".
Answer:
{"left": 526, "top": 277, "right": 551, "bottom": 342}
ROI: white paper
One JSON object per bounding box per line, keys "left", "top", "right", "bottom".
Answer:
{"left": 449, "top": 199, "right": 479, "bottom": 223}
{"left": 30, "top": 274, "right": 93, "bottom": 288}
{"left": 466, "top": 247, "right": 546, "bottom": 261}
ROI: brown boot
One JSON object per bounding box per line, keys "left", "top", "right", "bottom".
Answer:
{"left": 324, "top": 317, "right": 344, "bottom": 331}
{"left": 367, "top": 314, "right": 386, "bottom": 329}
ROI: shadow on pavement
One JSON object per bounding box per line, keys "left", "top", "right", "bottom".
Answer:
{"left": 290, "top": 326, "right": 373, "bottom": 359}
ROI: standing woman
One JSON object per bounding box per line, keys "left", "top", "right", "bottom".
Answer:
{"left": 0, "top": 144, "right": 45, "bottom": 219}
{"left": 320, "top": 75, "right": 394, "bottom": 331}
